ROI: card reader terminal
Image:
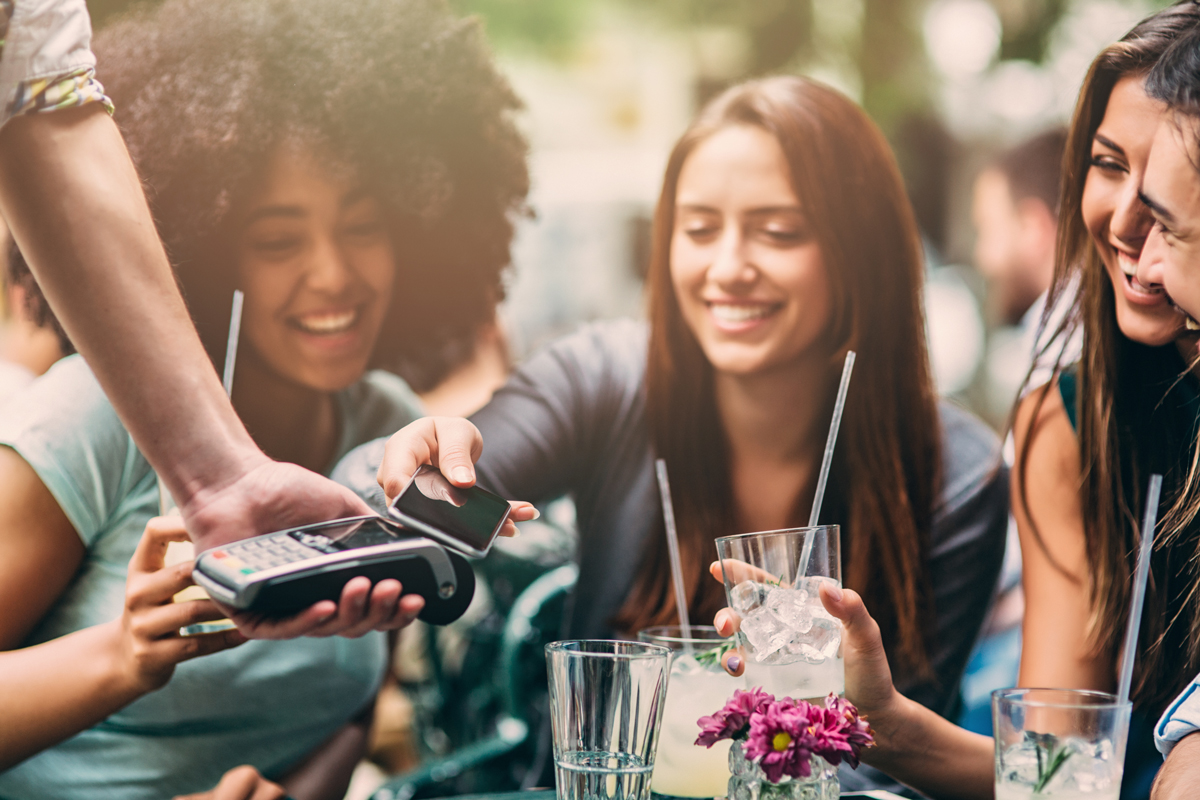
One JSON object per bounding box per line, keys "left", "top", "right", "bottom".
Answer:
{"left": 192, "top": 515, "right": 476, "bottom": 625}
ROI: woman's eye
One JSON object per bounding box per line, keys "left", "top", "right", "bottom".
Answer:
{"left": 1089, "top": 154, "right": 1126, "bottom": 173}
{"left": 758, "top": 226, "right": 805, "bottom": 245}
{"left": 683, "top": 224, "right": 719, "bottom": 240}
{"left": 251, "top": 237, "right": 301, "bottom": 255}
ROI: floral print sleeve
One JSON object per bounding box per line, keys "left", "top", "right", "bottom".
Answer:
{"left": 0, "top": 0, "right": 113, "bottom": 127}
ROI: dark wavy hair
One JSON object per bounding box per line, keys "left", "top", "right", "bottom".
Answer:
{"left": 62, "top": 0, "right": 527, "bottom": 391}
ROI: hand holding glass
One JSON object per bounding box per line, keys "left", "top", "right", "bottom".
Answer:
{"left": 714, "top": 526, "right": 843, "bottom": 701}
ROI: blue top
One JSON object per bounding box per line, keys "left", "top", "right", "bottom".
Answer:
{"left": 0, "top": 355, "right": 423, "bottom": 800}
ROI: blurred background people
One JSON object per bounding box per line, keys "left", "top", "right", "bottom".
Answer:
{"left": 974, "top": 128, "right": 1066, "bottom": 330}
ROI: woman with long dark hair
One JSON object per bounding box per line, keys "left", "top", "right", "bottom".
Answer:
{"left": 1011, "top": 3, "right": 1200, "bottom": 791}
{"left": 342, "top": 75, "right": 1008, "bottom": 794}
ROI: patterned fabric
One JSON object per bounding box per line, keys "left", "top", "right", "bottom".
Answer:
{"left": 0, "top": 0, "right": 113, "bottom": 128}
{"left": 8, "top": 63, "right": 110, "bottom": 116}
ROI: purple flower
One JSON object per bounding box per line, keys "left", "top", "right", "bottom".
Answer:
{"left": 808, "top": 694, "right": 875, "bottom": 769}
{"left": 695, "top": 687, "right": 774, "bottom": 747}
{"left": 698, "top": 690, "right": 874, "bottom": 779}
{"left": 743, "top": 700, "right": 818, "bottom": 782}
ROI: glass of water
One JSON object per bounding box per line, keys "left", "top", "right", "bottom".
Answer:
{"left": 714, "top": 527, "right": 843, "bottom": 702}
{"left": 992, "top": 688, "right": 1131, "bottom": 800}
{"left": 546, "top": 640, "right": 671, "bottom": 800}
{"left": 638, "top": 626, "right": 740, "bottom": 800}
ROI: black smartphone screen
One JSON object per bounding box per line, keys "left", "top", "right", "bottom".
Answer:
{"left": 390, "top": 466, "right": 510, "bottom": 554}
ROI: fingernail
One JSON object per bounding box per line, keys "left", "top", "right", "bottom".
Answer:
{"left": 828, "top": 584, "right": 843, "bottom": 602}
{"left": 727, "top": 656, "right": 742, "bottom": 673}
{"left": 530, "top": 508, "right": 541, "bottom": 520}
{"left": 453, "top": 467, "right": 473, "bottom": 484}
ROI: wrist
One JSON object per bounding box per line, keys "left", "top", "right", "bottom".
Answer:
{"left": 94, "top": 619, "right": 155, "bottom": 703}
{"left": 860, "top": 691, "right": 919, "bottom": 769}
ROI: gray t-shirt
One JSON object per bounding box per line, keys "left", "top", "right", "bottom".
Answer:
{"left": 335, "top": 319, "right": 1008, "bottom": 797}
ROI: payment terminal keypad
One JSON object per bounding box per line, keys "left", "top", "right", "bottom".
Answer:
{"left": 210, "top": 533, "right": 331, "bottom": 575}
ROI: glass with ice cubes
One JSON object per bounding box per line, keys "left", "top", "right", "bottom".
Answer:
{"left": 638, "top": 626, "right": 740, "bottom": 799}
{"left": 992, "top": 688, "right": 1131, "bottom": 800}
{"left": 714, "top": 526, "right": 843, "bottom": 702}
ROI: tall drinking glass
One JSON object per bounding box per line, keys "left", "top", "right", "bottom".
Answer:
{"left": 546, "top": 640, "right": 671, "bottom": 800}
{"left": 714, "top": 526, "right": 843, "bottom": 701}
{"left": 638, "top": 626, "right": 740, "bottom": 800}
{"left": 992, "top": 688, "right": 1131, "bottom": 800}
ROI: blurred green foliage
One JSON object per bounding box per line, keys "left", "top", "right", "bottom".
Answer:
{"left": 450, "top": 0, "right": 591, "bottom": 60}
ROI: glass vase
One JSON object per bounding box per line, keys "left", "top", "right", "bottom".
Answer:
{"left": 726, "top": 740, "right": 839, "bottom": 800}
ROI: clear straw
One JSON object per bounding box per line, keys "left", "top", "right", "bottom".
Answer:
{"left": 222, "top": 290, "right": 245, "bottom": 397}
{"left": 1117, "top": 473, "right": 1162, "bottom": 706}
{"left": 798, "top": 351, "right": 856, "bottom": 576}
{"left": 655, "top": 458, "right": 692, "bottom": 650}
{"left": 158, "top": 290, "right": 244, "bottom": 515}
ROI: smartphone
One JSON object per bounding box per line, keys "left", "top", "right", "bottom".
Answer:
{"left": 387, "top": 465, "right": 511, "bottom": 557}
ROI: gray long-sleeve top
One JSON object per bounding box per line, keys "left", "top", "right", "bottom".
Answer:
{"left": 335, "top": 319, "right": 1009, "bottom": 796}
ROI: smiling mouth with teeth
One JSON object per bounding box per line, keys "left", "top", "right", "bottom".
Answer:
{"left": 291, "top": 308, "right": 361, "bottom": 335}
{"left": 708, "top": 303, "right": 780, "bottom": 322}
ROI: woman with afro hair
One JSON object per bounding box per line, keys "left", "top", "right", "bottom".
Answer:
{"left": 0, "top": 0, "right": 530, "bottom": 797}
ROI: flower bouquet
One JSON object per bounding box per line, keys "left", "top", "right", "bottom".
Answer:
{"left": 696, "top": 688, "right": 874, "bottom": 800}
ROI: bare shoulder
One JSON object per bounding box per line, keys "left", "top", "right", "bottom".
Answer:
{"left": 1013, "top": 379, "right": 1080, "bottom": 482}
{"left": 0, "top": 446, "right": 84, "bottom": 650}
{"left": 1011, "top": 378, "right": 1086, "bottom": 575}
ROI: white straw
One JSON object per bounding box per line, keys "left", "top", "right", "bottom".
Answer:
{"left": 655, "top": 458, "right": 692, "bottom": 647}
{"left": 1117, "top": 473, "right": 1162, "bottom": 706}
{"left": 798, "top": 351, "right": 856, "bottom": 574}
{"left": 222, "top": 290, "right": 245, "bottom": 397}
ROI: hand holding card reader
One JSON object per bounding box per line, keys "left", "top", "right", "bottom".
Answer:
{"left": 191, "top": 516, "right": 476, "bottom": 626}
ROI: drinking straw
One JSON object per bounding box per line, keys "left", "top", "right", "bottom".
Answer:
{"left": 1117, "top": 473, "right": 1163, "bottom": 706}
{"left": 222, "top": 290, "right": 245, "bottom": 397}
{"left": 798, "top": 351, "right": 856, "bottom": 575}
{"left": 655, "top": 458, "right": 692, "bottom": 647}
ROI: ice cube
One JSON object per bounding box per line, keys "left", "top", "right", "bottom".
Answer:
{"left": 1062, "top": 737, "right": 1117, "bottom": 793}
{"left": 730, "top": 581, "right": 769, "bottom": 614}
{"left": 740, "top": 606, "right": 792, "bottom": 661}
{"left": 1000, "top": 739, "right": 1042, "bottom": 786}
{"left": 764, "top": 587, "right": 813, "bottom": 633}
{"left": 783, "top": 615, "right": 841, "bottom": 664}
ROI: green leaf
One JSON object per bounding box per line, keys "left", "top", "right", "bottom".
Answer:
{"left": 1032, "top": 736, "right": 1072, "bottom": 794}
{"left": 695, "top": 641, "right": 736, "bottom": 667}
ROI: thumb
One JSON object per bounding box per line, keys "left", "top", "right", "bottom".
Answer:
{"left": 819, "top": 584, "right": 886, "bottom": 663}
{"left": 431, "top": 417, "right": 483, "bottom": 487}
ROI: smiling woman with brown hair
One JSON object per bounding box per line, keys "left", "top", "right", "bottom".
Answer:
{"left": 0, "top": 0, "right": 530, "bottom": 797}
{"left": 345, "top": 75, "right": 1009, "bottom": 795}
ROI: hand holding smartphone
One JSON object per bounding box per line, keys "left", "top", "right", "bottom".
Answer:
{"left": 387, "top": 465, "right": 512, "bottom": 557}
